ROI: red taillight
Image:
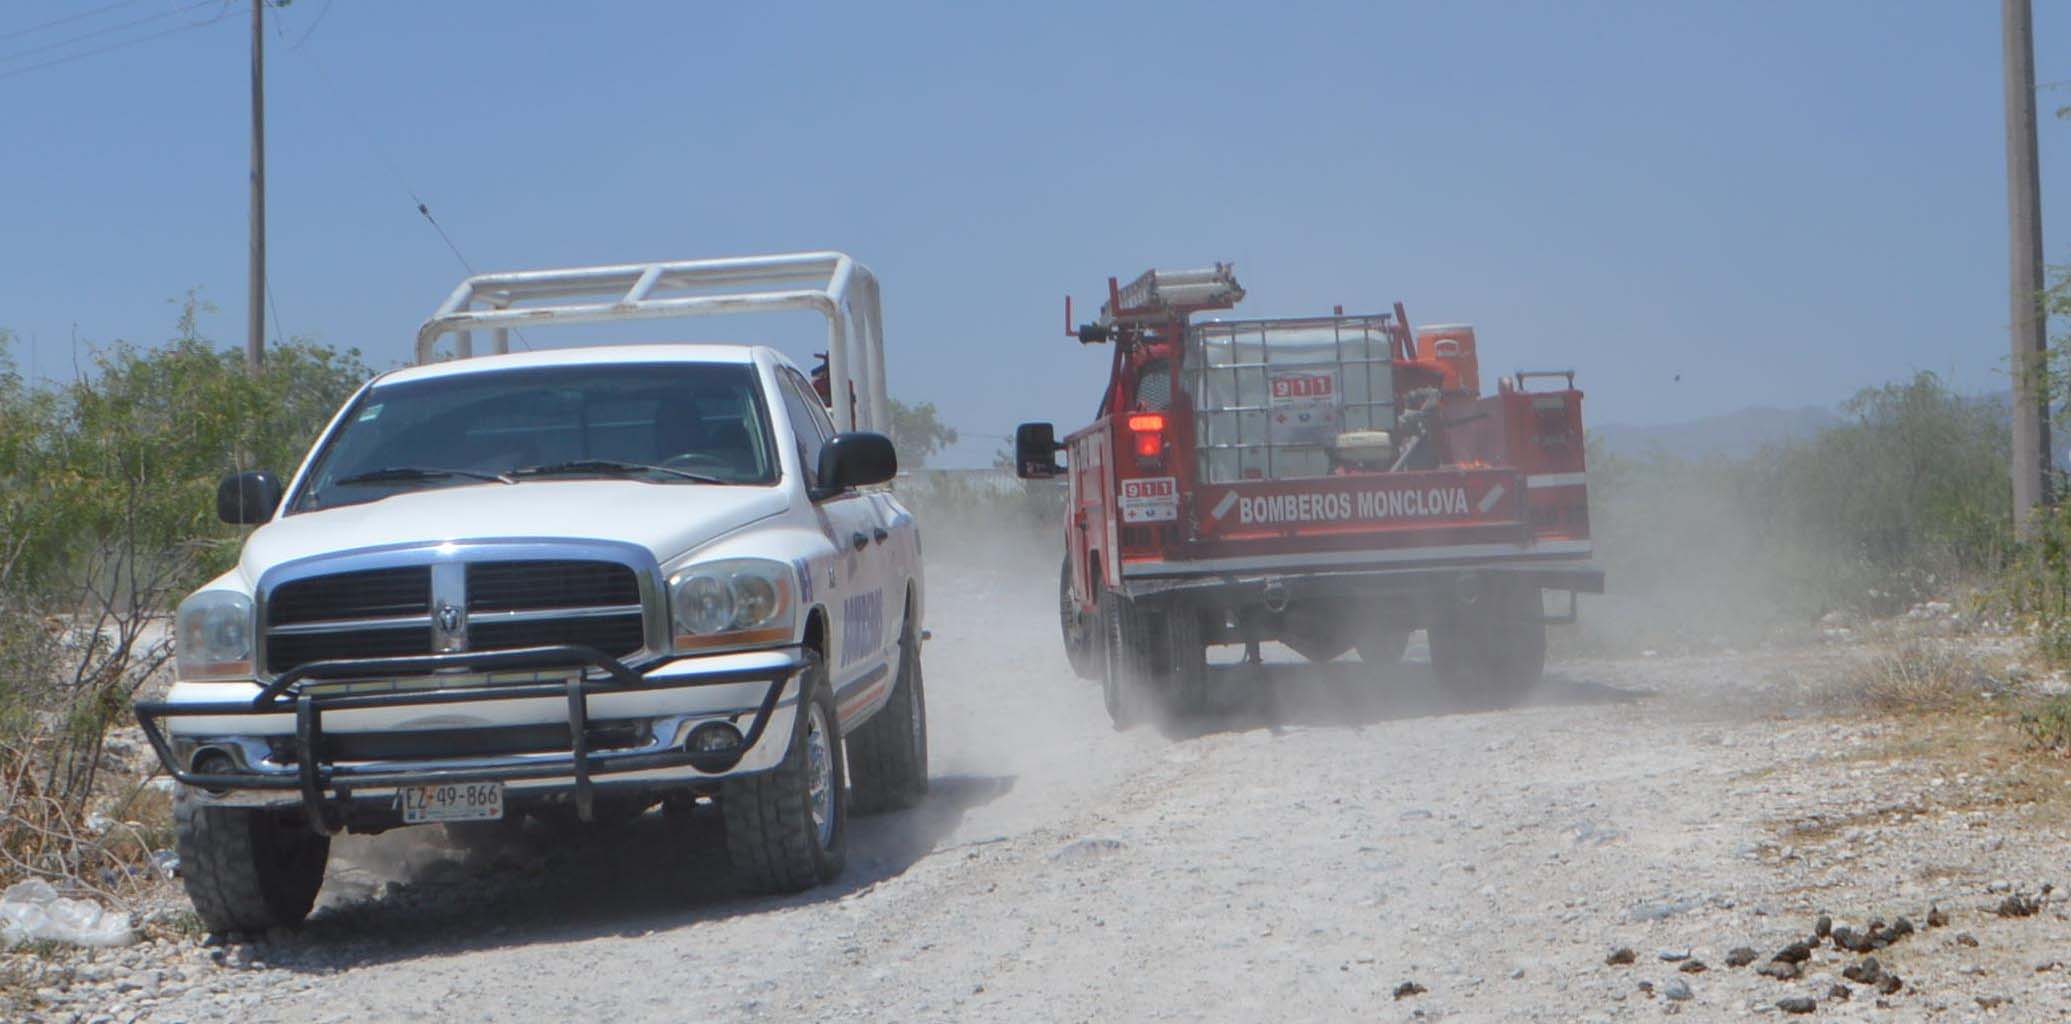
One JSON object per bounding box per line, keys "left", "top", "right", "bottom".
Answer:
{"left": 1127, "top": 413, "right": 1165, "bottom": 458}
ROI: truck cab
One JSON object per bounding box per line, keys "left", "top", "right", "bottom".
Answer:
{"left": 1018, "top": 263, "right": 1602, "bottom": 726}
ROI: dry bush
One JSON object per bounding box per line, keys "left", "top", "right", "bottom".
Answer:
{"left": 0, "top": 741, "right": 170, "bottom": 906}
{"left": 0, "top": 529, "right": 182, "bottom": 901}
{"left": 2022, "top": 694, "right": 2071, "bottom": 755}
{"left": 1837, "top": 642, "right": 2007, "bottom": 713}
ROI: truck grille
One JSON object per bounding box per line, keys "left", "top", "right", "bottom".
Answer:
{"left": 269, "top": 566, "right": 430, "bottom": 623}
{"left": 469, "top": 560, "right": 639, "bottom": 612}
{"left": 263, "top": 559, "right": 647, "bottom": 676}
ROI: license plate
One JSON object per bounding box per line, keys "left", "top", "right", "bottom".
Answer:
{"left": 399, "top": 782, "right": 504, "bottom": 824}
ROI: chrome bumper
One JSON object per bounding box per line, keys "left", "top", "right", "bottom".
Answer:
{"left": 134, "top": 644, "right": 805, "bottom": 834}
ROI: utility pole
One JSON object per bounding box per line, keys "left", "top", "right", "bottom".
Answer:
{"left": 2005, "top": 0, "right": 2050, "bottom": 538}
{"left": 246, "top": 0, "right": 266, "bottom": 374}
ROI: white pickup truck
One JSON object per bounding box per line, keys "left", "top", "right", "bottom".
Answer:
{"left": 136, "top": 253, "right": 928, "bottom": 931}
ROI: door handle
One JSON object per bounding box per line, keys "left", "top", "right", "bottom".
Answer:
{"left": 850, "top": 532, "right": 869, "bottom": 551}
{"left": 872, "top": 527, "right": 889, "bottom": 544}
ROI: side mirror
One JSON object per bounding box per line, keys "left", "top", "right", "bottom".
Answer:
{"left": 814, "top": 432, "right": 897, "bottom": 496}
{"left": 217, "top": 471, "right": 282, "bottom": 526}
{"left": 1014, "top": 422, "right": 1063, "bottom": 479}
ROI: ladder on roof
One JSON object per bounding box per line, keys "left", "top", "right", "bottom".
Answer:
{"left": 412, "top": 251, "right": 889, "bottom": 433}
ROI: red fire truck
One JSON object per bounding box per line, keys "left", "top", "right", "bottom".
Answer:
{"left": 1015, "top": 264, "right": 1603, "bottom": 726}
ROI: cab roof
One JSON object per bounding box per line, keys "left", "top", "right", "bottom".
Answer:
{"left": 373, "top": 343, "right": 777, "bottom": 388}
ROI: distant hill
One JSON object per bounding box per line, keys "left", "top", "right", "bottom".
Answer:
{"left": 1592, "top": 405, "right": 1843, "bottom": 461}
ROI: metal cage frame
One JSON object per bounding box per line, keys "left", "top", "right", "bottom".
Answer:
{"left": 1187, "top": 313, "right": 1399, "bottom": 483}
{"left": 412, "top": 251, "right": 889, "bottom": 433}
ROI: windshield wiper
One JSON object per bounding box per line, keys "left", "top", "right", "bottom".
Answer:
{"left": 507, "top": 459, "right": 727, "bottom": 484}
{"left": 332, "top": 466, "right": 514, "bottom": 486}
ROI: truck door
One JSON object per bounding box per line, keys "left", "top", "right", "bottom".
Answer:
{"left": 1068, "top": 427, "right": 1114, "bottom": 595}
{"left": 776, "top": 368, "right": 892, "bottom": 724}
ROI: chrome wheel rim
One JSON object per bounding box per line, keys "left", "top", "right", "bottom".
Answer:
{"left": 806, "top": 702, "right": 835, "bottom": 848}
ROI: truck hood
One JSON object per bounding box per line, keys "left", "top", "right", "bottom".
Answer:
{"left": 237, "top": 481, "right": 790, "bottom": 583}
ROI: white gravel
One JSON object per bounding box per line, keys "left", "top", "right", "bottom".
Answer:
{"left": 10, "top": 552, "right": 2071, "bottom": 1023}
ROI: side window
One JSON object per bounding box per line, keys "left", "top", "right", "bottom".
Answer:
{"left": 791, "top": 369, "right": 839, "bottom": 439}
{"left": 776, "top": 371, "right": 829, "bottom": 485}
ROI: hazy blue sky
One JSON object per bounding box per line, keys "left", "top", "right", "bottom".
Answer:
{"left": 2, "top": 1, "right": 2066, "bottom": 466}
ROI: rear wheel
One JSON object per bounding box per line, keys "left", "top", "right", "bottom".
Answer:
{"left": 723, "top": 660, "right": 847, "bottom": 892}
{"left": 1162, "top": 604, "right": 1208, "bottom": 717}
{"left": 1485, "top": 587, "right": 1548, "bottom": 701}
{"left": 173, "top": 791, "right": 330, "bottom": 933}
{"left": 1060, "top": 552, "right": 1098, "bottom": 680}
{"left": 1099, "top": 588, "right": 1155, "bottom": 730}
{"left": 1427, "top": 584, "right": 1546, "bottom": 708}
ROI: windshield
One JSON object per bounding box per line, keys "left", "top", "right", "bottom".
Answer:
{"left": 292, "top": 362, "right": 777, "bottom": 512}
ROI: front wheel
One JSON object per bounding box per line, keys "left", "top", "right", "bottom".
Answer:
{"left": 722, "top": 660, "right": 847, "bottom": 893}
{"left": 1060, "top": 553, "right": 1098, "bottom": 680}
{"left": 849, "top": 612, "right": 929, "bottom": 814}
{"left": 173, "top": 790, "right": 330, "bottom": 933}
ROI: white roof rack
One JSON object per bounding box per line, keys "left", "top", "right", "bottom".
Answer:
{"left": 413, "top": 251, "right": 888, "bottom": 433}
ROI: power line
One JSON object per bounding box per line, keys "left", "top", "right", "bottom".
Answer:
{"left": 0, "top": 7, "right": 234, "bottom": 82}
{"left": 0, "top": 0, "right": 214, "bottom": 65}
{"left": 288, "top": 0, "right": 332, "bottom": 49}
{"left": 0, "top": 0, "right": 144, "bottom": 43}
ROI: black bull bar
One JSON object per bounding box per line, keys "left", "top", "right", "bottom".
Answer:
{"left": 133, "top": 644, "right": 804, "bottom": 835}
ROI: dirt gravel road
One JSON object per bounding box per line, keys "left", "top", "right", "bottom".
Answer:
{"left": 39, "top": 556, "right": 2071, "bottom": 1023}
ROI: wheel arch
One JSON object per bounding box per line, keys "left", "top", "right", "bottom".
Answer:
{"left": 801, "top": 604, "right": 829, "bottom": 659}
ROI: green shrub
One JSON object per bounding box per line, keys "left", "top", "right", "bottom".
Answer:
{"left": 0, "top": 304, "right": 370, "bottom": 897}
{"left": 2020, "top": 694, "right": 2071, "bottom": 754}
{"left": 1573, "top": 373, "right": 2011, "bottom": 654}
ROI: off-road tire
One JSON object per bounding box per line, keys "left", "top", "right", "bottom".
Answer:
{"left": 1427, "top": 617, "right": 1474, "bottom": 686}
{"left": 1162, "top": 604, "right": 1208, "bottom": 717}
{"left": 1060, "top": 553, "right": 1099, "bottom": 680}
{"left": 173, "top": 789, "right": 330, "bottom": 933}
{"left": 1099, "top": 588, "right": 1156, "bottom": 730}
{"left": 1484, "top": 587, "right": 1548, "bottom": 701}
{"left": 722, "top": 662, "right": 847, "bottom": 893}
{"left": 1427, "top": 585, "right": 1546, "bottom": 708}
{"left": 848, "top": 612, "right": 929, "bottom": 814}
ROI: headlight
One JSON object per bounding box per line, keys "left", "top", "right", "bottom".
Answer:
{"left": 175, "top": 590, "right": 254, "bottom": 681}
{"left": 669, "top": 558, "right": 794, "bottom": 651}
